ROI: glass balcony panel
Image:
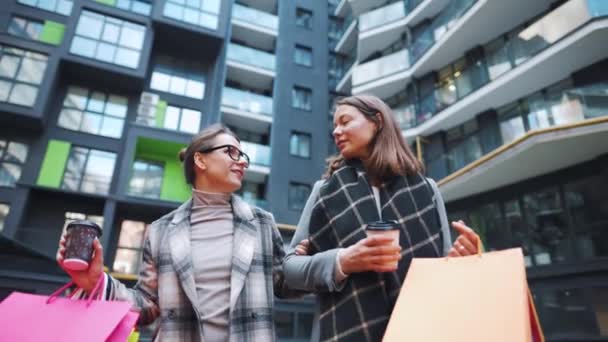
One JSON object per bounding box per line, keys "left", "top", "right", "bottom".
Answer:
{"left": 232, "top": 4, "right": 278, "bottom": 31}
{"left": 359, "top": 1, "right": 406, "bottom": 32}
{"left": 227, "top": 43, "right": 275, "bottom": 71}
{"left": 241, "top": 141, "right": 271, "bottom": 167}
{"left": 352, "top": 49, "right": 409, "bottom": 86}
{"left": 222, "top": 87, "right": 273, "bottom": 116}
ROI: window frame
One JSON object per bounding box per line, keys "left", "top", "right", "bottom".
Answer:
{"left": 127, "top": 159, "right": 165, "bottom": 199}
{"left": 0, "top": 139, "right": 29, "bottom": 188}
{"left": 289, "top": 131, "right": 312, "bottom": 159}
{"left": 291, "top": 86, "right": 312, "bottom": 111}
{"left": 294, "top": 44, "right": 313, "bottom": 67}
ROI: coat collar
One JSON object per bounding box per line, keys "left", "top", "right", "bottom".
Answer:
{"left": 167, "top": 195, "right": 258, "bottom": 313}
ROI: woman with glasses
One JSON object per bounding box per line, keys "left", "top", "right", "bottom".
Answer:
{"left": 57, "top": 124, "right": 299, "bottom": 341}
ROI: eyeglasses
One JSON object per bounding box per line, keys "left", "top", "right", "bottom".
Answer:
{"left": 199, "top": 144, "right": 250, "bottom": 167}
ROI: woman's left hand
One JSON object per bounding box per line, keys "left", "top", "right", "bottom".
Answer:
{"left": 294, "top": 239, "right": 310, "bottom": 256}
{"left": 447, "top": 220, "right": 480, "bottom": 257}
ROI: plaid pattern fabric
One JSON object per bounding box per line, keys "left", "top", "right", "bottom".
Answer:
{"left": 308, "top": 161, "right": 443, "bottom": 342}
{"left": 106, "top": 195, "right": 295, "bottom": 342}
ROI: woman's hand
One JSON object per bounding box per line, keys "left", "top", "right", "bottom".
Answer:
{"left": 447, "top": 220, "right": 480, "bottom": 257}
{"left": 339, "top": 235, "right": 402, "bottom": 274}
{"left": 294, "top": 239, "right": 310, "bottom": 256}
{"left": 56, "top": 232, "right": 104, "bottom": 293}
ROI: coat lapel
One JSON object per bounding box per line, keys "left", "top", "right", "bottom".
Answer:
{"left": 167, "top": 199, "right": 199, "bottom": 310}
{"left": 229, "top": 195, "right": 257, "bottom": 311}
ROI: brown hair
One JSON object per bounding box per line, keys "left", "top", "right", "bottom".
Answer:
{"left": 324, "top": 94, "right": 423, "bottom": 181}
{"left": 178, "top": 124, "right": 239, "bottom": 185}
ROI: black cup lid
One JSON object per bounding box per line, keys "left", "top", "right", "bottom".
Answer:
{"left": 366, "top": 220, "right": 398, "bottom": 231}
{"left": 66, "top": 220, "right": 102, "bottom": 236}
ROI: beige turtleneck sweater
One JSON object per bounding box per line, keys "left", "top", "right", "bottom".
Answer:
{"left": 190, "top": 189, "right": 234, "bottom": 342}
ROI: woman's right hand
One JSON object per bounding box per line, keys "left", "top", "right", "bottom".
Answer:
{"left": 56, "top": 232, "right": 104, "bottom": 293}
{"left": 338, "top": 235, "right": 402, "bottom": 274}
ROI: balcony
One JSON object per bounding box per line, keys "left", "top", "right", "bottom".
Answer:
{"left": 353, "top": 0, "right": 557, "bottom": 99}
{"left": 221, "top": 87, "right": 273, "bottom": 132}
{"left": 231, "top": 4, "right": 278, "bottom": 51}
{"left": 405, "top": 0, "right": 608, "bottom": 138}
{"left": 358, "top": 0, "right": 449, "bottom": 62}
{"left": 333, "top": 14, "right": 358, "bottom": 54}
{"left": 241, "top": 141, "right": 271, "bottom": 181}
{"left": 431, "top": 78, "right": 608, "bottom": 202}
{"left": 352, "top": 49, "right": 410, "bottom": 88}
{"left": 226, "top": 43, "right": 275, "bottom": 90}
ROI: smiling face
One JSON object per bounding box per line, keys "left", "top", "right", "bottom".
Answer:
{"left": 333, "top": 104, "right": 378, "bottom": 160}
{"left": 194, "top": 133, "right": 248, "bottom": 193}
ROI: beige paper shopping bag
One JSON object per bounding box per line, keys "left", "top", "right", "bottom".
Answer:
{"left": 383, "top": 247, "right": 544, "bottom": 342}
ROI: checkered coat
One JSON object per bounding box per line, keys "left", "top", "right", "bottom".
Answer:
{"left": 105, "top": 196, "right": 295, "bottom": 341}
{"left": 308, "top": 162, "right": 443, "bottom": 342}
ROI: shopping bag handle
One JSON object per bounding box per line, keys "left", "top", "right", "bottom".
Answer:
{"left": 46, "top": 274, "right": 104, "bottom": 306}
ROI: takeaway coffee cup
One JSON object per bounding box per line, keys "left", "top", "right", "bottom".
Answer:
{"left": 63, "top": 220, "right": 102, "bottom": 271}
{"left": 366, "top": 221, "right": 400, "bottom": 267}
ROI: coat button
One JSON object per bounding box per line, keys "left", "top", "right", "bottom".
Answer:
{"left": 168, "top": 309, "right": 177, "bottom": 320}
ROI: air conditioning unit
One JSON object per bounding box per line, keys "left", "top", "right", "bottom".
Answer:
{"left": 137, "top": 104, "right": 156, "bottom": 118}
{"left": 140, "top": 92, "right": 159, "bottom": 106}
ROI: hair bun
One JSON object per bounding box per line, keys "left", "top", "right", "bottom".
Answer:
{"left": 178, "top": 148, "right": 187, "bottom": 162}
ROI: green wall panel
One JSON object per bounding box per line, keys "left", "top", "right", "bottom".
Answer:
{"left": 37, "top": 140, "right": 71, "bottom": 188}
{"left": 155, "top": 101, "right": 167, "bottom": 128}
{"left": 135, "top": 137, "right": 190, "bottom": 202}
{"left": 39, "top": 21, "right": 65, "bottom": 45}
{"left": 95, "top": 0, "right": 117, "bottom": 5}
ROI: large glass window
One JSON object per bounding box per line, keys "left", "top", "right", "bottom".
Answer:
{"left": 288, "top": 183, "right": 311, "bottom": 211}
{"left": 17, "top": 0, "right": 73, "bottom": 16}
{"left": 564, "top": 173, "right": 608, "bottom": 260}
{"left": 70, "top": 11, "right": 146, "bottom": 69}
{"left": 63, "top": 211, "right": 104, "bottom": 231}
{"left": 484, "top": 36, "right": 512, "bottom": 80}
{"left": 150, "top": 56, "right": 205, "bottom": 99}
{"left": 498, "top": 102, "right": 526, "bottom": 144}
{"left": 0, "top": 45, "right": 48, "bottom": 107}
{"left": 113, "top": 220, "right": 149, "bottom": 274}
{"left": 113, "top": 0, "right": 152, "bottom": 16}
{"left": 294, "top": 45, "right": 312, "bottom": 67}
{"left": 163, "top": 105, "right": 201, "bottom": 134}
{"left": 0, "top": 140, "right": 28, "bottom": 187}
{"left": 289, "top": 132, "right": 311, "bottom": 158}
{"left": 468, "top": 203, "right": 509, "bottom": 252}
{"left": 292, "top": 86, "right": 312, "bottom": 111}
{"left": 8, "top": 17, "right": 43, "bottom": 41}
{"left": 523, "top": 187, "right": 570, "bottom": 266}
{"left": 295, "top": 8, "right": 313, "bottom": 29}
{"left": 62, "top": 147, "right": 116, "bottom": 195}
{"left": 58, "top": 86, "right": 127, "bottom": 138}
{"left": 128, "top": 160, "right": 164, "bottom": 199}
{"left": 0, "top": 204, "right": 9, "bottom": 232}
{"left": 163, "top": 0, "right": 220, "bottom": 30}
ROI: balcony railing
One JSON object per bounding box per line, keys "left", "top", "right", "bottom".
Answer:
{"left": 227, "top": 43, "right": 276, "bottom": 71}
{"left": 359, "top": 1, "right": 407, "bottom": 32}
{"left": 222, "top": 87, "right": 273, "bottom": 116}
{"left": 241, "top": 141, "right": 271, "bottom": 167}
{"left": 232, "top": 3, "right": 278, "bottom": 31}
{"left": 352, "top": 49, "right": 410, "bottom": 86}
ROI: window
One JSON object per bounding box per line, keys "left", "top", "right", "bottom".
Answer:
{"left": 0, "top": 140, "right": 28, "bottom": 187}
{"left": 114, "top": 0, "right": 152, "bottom": 16}
{"left": 128, "top": 160, "right": 163, "bottom": 199}
{"left": 0, "top": 45, "right": 48, "bottom": 107}
{"left": 163, "top": 105, "right": 201, "bottom": 134}
{"left": 17, "top": 0, "right": 73, "bottom": 16}
{"left": 294, "top": 45, "right": 312, "bottom": 67}
{"left": 58, "top": 86, "right": 127, "bottom": 138}
{"left": 164, "top": 0, "right": 221, "bottom": 30}
{"left": 295, "top": 8, "right": 313, "bottom": 29}
{"left": 113, "top": 220, "right": 149, "bottom": 274}
{"left": 288, "top": 183, "right": 310, "bottom": 211}
{"left": 62, "top": 147, "right": 116, "bottom": 195}
{"left": 0, "top": 204, "right": 9, "bottom": 232}
{"left": 150, "top": 56, "right": 206, "bottom": 99}
{"left": 292, "top": 86, "right": 312, "bottom": 111}
{"left": 8, "top": 17, "right": 43, "bottom": 41}
{"left": 70, "top": 11, "right": 146, "bottom": 69}
{"left": 289, "top": 132, "right": 311, "bottom": 158}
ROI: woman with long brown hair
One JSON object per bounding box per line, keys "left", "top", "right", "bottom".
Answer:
{"left": 283, "top": 94, "right": 480, "bottom": 341}
{"left": 57, "top": 124, "right": 298, "bottom": 341}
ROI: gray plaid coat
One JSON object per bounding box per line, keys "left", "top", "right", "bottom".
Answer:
{"left": 104, "top": 196, "right": 295, "bottom": 341}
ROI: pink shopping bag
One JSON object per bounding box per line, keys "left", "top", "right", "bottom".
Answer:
{"left": 0, "top": 275, "right": 139, "bottom": 342}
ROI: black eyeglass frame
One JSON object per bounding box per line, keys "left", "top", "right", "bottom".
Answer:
{"left": 198, "top": 144, "right": 250, "bottom": 166}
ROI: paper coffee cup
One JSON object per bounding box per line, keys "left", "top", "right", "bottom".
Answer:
{"left": 365, "top": 221, "right": 400, "bottom": 267}
{"left": 64, "top": 220, "right": 102, "bottom": 271}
